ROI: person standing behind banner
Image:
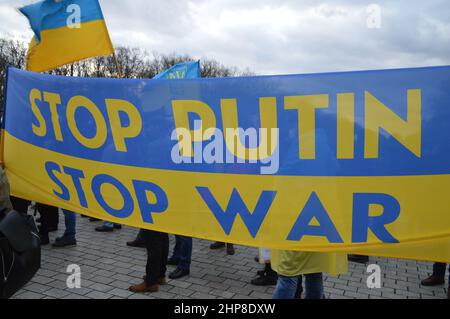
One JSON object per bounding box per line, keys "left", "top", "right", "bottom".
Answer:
{"left": 129, "top": 230, "right": 169, "bottom": 293}
{"left": 52, "top": 209, "right": 77, "bottom": 248}
{"left": 251, "top": 248, "right": 278, "bottom": 286}
{"left": 421, "top": 263, "right": 450, "bottom": 299}
{"left": 271, "top": 250, "right": 348, "bottom": 299}
{"left": 36, "top": 203, "right": 59, "bottom": 245}
{"left": 167, "top": 235, "right": 192, "bottom": 279}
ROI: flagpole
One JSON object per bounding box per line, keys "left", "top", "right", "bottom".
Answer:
{"left": 112, "top": 52, "right": 122, "bottom": 78}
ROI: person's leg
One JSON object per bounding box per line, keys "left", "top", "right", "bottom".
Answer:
{"left": 160, "top": 232, "right": 169, "bottom": 280}
{"left": 127, "top": 229, "right": 146, "bottom": 247}
{"left": 226, "top": 243, "right": 235, "bottom": 255}
{"left": 447, "top": 266, "right": 450, "bottom": 299}
{"left": 422, "top": 262, "right": 446, "bottom": 286}
{"left": 62, "top": 210, "right": 76, "bottom": 241}
{"left": 177, "top": 236, "right": 192, "bottom": 271}
{"left": 36, "top": 203, "right": 54, "bottom": 245}
{"left": 10, "top": 196, "right": 30, "bottom": 214}
{"left": 168, "top": 235, "right": 182, "bottom": 264}
{"left": 53, "top": 210, "right": 76, "bottom": 247}
{"left": 129, "top": 230, "right": 161, "bottom": 293}
{"left": 433, "top": 263, "right": 446, "bottom": 278}
{"left": 146, "top": 231, "right": 164, "bottom": 285}
{"left": 272, "top": 275, "right": 298, "bottom": 299}
{"left": 169, "top": 235, "right": 191, "bottom": 279}
{"left": 37, "top": 203, "right": 59, "bottom": 231}
{"left": 251, "top": 262, "right": 278, "bottom": 286}
{"left": 304, "top": 273, "right": 324, "bottom": 299}
{"left": 294, "top": 275, "right": 303, "bottom": 299}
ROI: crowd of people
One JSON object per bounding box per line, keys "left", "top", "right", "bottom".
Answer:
{"left": 4, "top": 192, "right": 448, "bottom": 299}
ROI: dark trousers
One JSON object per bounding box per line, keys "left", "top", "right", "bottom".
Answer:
{"left": 135, "top": 229, "right": 145, "bottom": 242}
{"left": 171, "top": 235, "right": 192, "bottom": 271}
{"left": 433, "top": 263, "right": 450, "bottom": 282}
{"left": 36, "top": 203, "right": 59, "bottom": 234}
{"left": 10, "top": 196, "right": 30, "bottom": 214}
{"left": 143, "top": 230, "right": 169, "bottom": 285}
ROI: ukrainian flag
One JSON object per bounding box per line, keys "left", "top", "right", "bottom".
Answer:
{"left": 19, "top": 0, "right": 114, "bottom": 72}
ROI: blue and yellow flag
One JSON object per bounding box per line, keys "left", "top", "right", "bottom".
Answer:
{"left": 19, "top": 0, "right": 114, "bottom": 72}
{"left": 154, "top": 61, "right": 201, "bottom": 79}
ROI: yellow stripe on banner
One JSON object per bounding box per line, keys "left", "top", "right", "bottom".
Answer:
{"left": 26, "top": 19, "right": 114, "bottom": 72}
{"left": 4, "top": 132, "right": 450, "bottom": 263}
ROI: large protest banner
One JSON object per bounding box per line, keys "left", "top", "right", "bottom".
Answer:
{"left": 2, "top": 66, "right": 450, "bottom": 262}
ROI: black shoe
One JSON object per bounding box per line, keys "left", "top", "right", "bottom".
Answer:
{"left": 52, "top": 237, "right": 76, "bottom": 248}
{"left": 126, "top": 240, "right": 146, "bottom": 248}
{"left": 254, "top": 255, "right": 260, "bottom": 263}
{"left": 89, "top": 217, "right": 100, "bottom": 222}
{"left": 210, "top": 242, "right": 225, "bottom": 250}
{"left": 114, "top": 224, "right": 122, "bottom": 230}
{"left": 226, "top": 244, "right": 235, "bottom": 255}
{"left": 348, "top": 254, "right": 369, "bottom": 264}
{"left": 39, "top": 232, "right": 49, "bottom": 246}
{"left": 421, "top": 275, "right": 445, "bottom": 286}
{"left": 95, "top": 225, "right": 114, "bottom": 232}
{"left": 167, "top": 257, "right": 179, "bottom": 266}
{"left": 251, "top": 274, "right": 278, "bottom": 286}
{"left": 169, "top": 268, "right": 190, "bottom": 280}
{"left": 256, "top": 270, "right": 265, "bottom": 277}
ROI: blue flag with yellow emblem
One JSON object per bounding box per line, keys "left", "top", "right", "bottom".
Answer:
{"left": 154, "top": 61, "right": 201, "bottom": 79}
{"left": 19, "top": 0, "right": 114, "bottom": 72}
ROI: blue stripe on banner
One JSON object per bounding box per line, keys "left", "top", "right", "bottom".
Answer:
{"left": 5, "top": 66, "right": 450, "bottom": 177}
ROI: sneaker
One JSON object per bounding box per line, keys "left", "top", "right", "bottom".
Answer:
{"left": 52, "top": 237, "right": 76, "bottom": 248}
{"left": 113, "top": 224, "right": 122, "bottom": 230}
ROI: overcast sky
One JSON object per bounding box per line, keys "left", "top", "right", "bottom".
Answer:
{"left": 0, "top": 0, "right": 449, "bottom": 75}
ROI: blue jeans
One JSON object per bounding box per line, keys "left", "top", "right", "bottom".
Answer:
{"left": 171, "top": 235, "right": 192, "bottom": 271}
{"left": 62, "top": 209, "right": 76, "bottom": 241}
{"left": 273, "top": 273, "right": 324, "bottom": 299}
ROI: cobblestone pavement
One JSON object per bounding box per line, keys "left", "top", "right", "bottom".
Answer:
{"left": 12, "top": 213, "right": 449, "bottom": 299}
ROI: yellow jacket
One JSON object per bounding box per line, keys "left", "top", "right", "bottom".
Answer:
{"left": 271, "top": 250, "right": 348, "bottom": 277}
